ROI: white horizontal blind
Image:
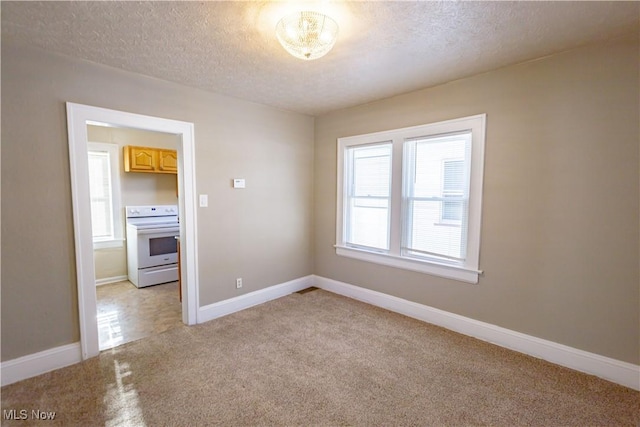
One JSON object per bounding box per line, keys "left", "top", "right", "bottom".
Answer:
{"left": 345, "top": 143, "right": 392, "bottom": 250}
{"left": 88, "top": 150, "right": 114, "bottom": 241}
{"left": 403, "top": 132, "right": 471, "bottom": 261}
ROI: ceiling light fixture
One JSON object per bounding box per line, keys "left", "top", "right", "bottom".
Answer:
{"left": 275, "top": 11, "right": 339, "bottom": 60}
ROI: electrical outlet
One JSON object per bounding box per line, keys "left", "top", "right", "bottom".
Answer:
{"left": 236, "top": 278, "right": 243, "bottom": 289}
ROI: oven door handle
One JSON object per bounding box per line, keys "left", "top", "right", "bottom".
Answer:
{"left": 135, "top": 227, "right": 179, "bottom": 235}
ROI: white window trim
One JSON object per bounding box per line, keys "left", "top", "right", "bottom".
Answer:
{"left": 336, "top": 114, "right": 486, "bottom": 284}
{"left": 87, "top": 142, "right": 123, "bottom": 249}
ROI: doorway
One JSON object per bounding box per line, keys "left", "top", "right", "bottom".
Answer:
{"left": 66, "top": 103, "right": 199, "bottom": 360}
{"left": 87, "top": 124, "right": 182, "bottom": 350}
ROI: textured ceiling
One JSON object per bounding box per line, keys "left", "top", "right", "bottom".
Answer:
{"left": 2, "top": 1, "right": 638, "bottom": 116}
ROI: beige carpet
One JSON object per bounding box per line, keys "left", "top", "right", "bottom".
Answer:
{"left": 2, "top": 289, "right": 638, "bottom": 426}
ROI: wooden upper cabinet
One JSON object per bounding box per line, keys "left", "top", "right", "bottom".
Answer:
{"left": 124, "top": 146, "right": 177, "bottom": 174}
{"left": 158, "top": 149, "right": 178, "bottom": 173}
{"left": 125, "top": 146, "right": 156, "bottom": 171}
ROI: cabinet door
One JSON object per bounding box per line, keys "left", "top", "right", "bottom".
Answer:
{"left": 128, "top": 147, "right": 156, "bottom": 171}
{"left": 158, "top": 150, "right": 178, "bottom": 173}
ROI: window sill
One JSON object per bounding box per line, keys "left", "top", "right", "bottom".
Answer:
{"left": 334, "top": 245, "right": 481, "bottom": 284}
{"left": 93, "top": 239, "right": 124, "bottom": 250}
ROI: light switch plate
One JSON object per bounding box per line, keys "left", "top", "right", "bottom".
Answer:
{"left": 199, "top": 194, "right": 208, "bottom": 207}
{"left": 233, "top": 179, "right": 246, "bottom": 189}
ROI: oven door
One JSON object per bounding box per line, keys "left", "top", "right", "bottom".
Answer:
{"left": 136, "top": 227, "right": 179, "bottom": 268}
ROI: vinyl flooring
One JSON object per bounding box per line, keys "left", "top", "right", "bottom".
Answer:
{"left": 96, "top": 280, "right": 183, "bottom": 351}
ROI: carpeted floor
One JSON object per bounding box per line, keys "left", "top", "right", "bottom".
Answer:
{"left": 2, "top": 289, "right": 638, "bottom": 426}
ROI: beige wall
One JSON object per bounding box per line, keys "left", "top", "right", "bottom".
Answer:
{"left": 93, "top": 247, "right": 127, "bottom": 283}
{"left": 87, "top": 125, "right": 180, "bottom": 282}
{"left": 314, "top": 36, "right": 639, "bottom": 365}
{"left": 1, "top": 41, "right": 314, "bottom": 361}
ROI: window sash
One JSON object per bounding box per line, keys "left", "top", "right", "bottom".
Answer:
{"left": 402, "top": 132, "right": 471, "bottom": 262}
{"left": 344, "top": 143, "right": 392, "bottom": 251}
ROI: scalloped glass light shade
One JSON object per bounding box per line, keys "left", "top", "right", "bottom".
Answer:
{"left": 276, "top": 11, "right": 339, "bottom": 60}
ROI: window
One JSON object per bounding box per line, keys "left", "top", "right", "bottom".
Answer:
{"left": 88, "top": 142, "right": 123, "bottom": 248}
{"left": 336, "top": 114, "right": 486, "bottom": 283}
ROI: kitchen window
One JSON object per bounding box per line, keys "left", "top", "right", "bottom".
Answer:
{"left": 336, "top": 114, "right": 486, "bottom": 283}
{"left": 88, "top": 142, "right": 123, "bottom": 248}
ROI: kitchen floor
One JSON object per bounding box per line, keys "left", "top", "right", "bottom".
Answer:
{"left": 96, "top": 280, "right": 182, "bottom": 351}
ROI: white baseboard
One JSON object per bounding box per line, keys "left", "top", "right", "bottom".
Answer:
{"left": 198, "top": 275, "right": 314, "bottom": 324}
{"left": 1, "top": 343, "right": 82, "bottom": 387}
{"left": 313, "top": 275, "right": 640, "bottom": 391}
{"left": 95, "top": 275, "right": 128, "bottom": 286}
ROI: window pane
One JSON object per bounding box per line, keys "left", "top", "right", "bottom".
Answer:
{"left": 91, "top": 200, "right": 111, "bottom": 238}
{"left": 406, "top": 199, "right": 467, "bottom": 259}
{"left": 404, "top": 133, "right": 470, "bottom": 260}
{"left": 412, "top": 136, "right": 467, "bottom": 198}
{"left": 88, "top": 150, "right": 114, "bottom": 240}
{"left": 349, "top": 197, "right": 389, "bottom": 249}
{"left": 353, "top": 145, "right": 391, "bottom": 197}
{"left": 346, "top": 143, "right": 391, "bottom": 250}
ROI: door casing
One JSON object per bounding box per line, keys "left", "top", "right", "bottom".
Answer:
{"left": 66, "top": 102, "right": 199, "bottom": 359}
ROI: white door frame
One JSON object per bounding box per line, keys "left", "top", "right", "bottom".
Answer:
{"left": 66, "top": 102, "right": 199, "bottom": 360}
